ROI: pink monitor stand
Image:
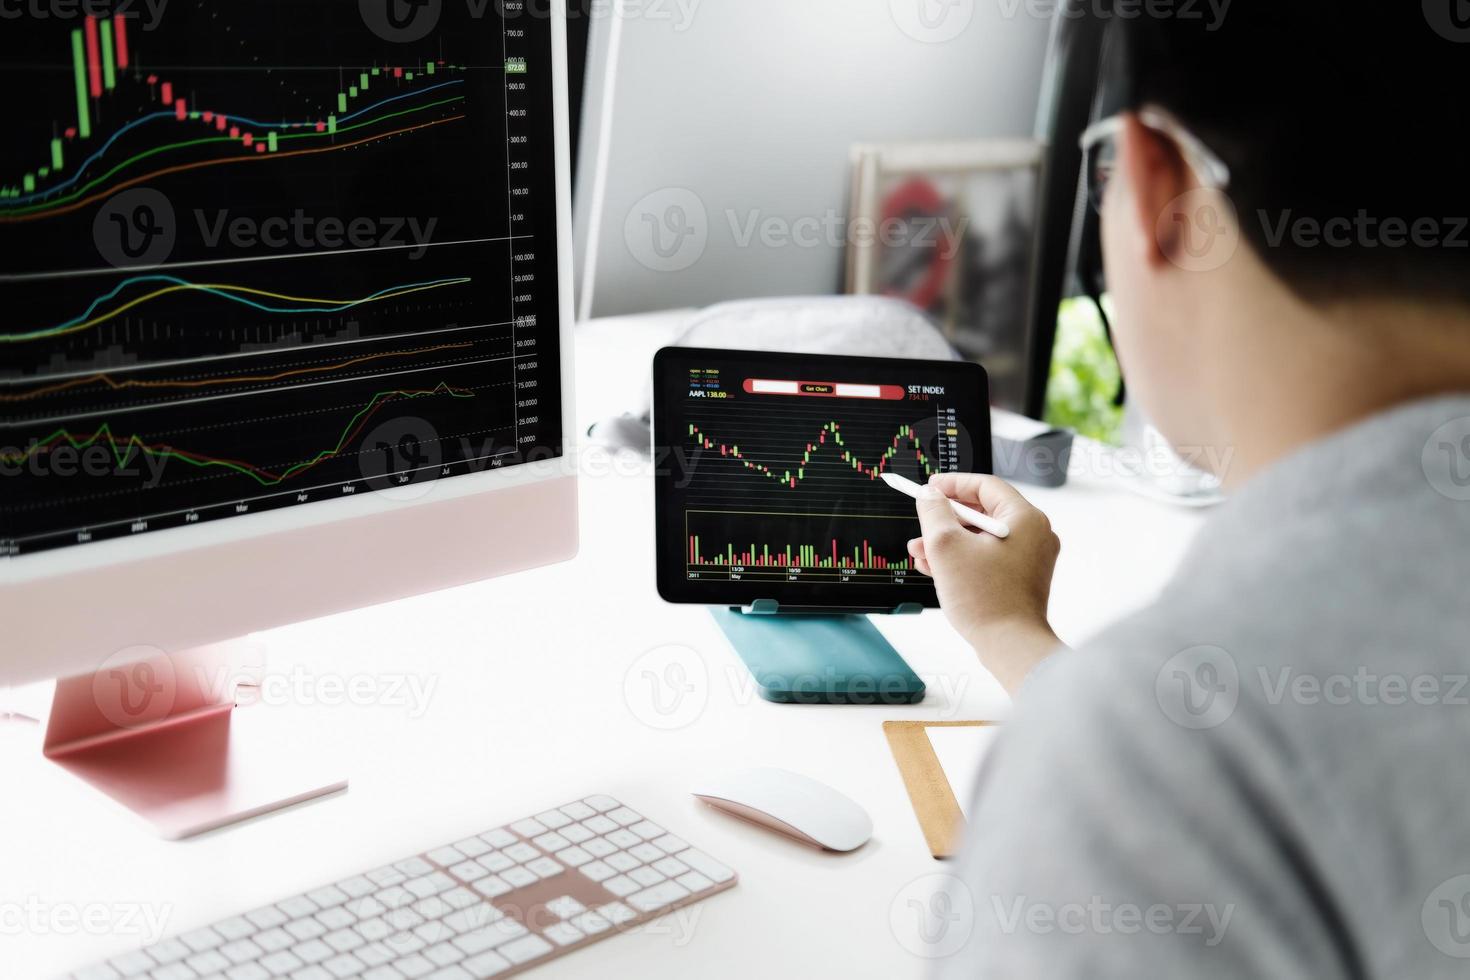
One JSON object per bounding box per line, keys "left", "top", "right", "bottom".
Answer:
{"left": 42, "top": 643, "right": 346, "bottom": 840}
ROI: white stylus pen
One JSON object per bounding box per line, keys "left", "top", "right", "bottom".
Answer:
{"left": 881, "top": 472, "right": 1011, "bottom": 539}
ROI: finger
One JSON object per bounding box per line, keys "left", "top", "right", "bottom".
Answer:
{"left": 913, "top": 556, "right": 933, "bottom": 577}
{"left": 907, "top": 537, "right": 927, "bottom": 563}
{"left": 915, "top": 484, "right": 966, "bottom": 552}
{"left": 929, "top": 472, "right": 1034, "bottom": 520}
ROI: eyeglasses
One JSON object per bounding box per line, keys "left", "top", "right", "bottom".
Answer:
{"left": 1078, "top": 107, "right": 1231, "bottom": 212}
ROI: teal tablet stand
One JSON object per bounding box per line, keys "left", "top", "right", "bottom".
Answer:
{"left": 710, "top": 600, "right": 926, "bottom": 705}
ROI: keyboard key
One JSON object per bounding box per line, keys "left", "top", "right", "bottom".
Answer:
{"left": 405, "top": 873, "right": 456, "bottom": 899}
{"left": 377, "top": 886, "right": 414, "bottom": 911}
{"left": 581, "top": 815, "right": 617, "bottom": 835}
{"left": 605, "top": 852, "right": 639, "bottom": 872}
{"left": 254, "top": 927, "right": 294, "bottom": 952}
{"left": 499, "top": 866, "right": 536, "bottom": 888}
{"left": 525, "top": 856, "right": 563, "bottom": 879}
{"left": 308, "top": 885, "right": 350, "bottom": 909}
{"left": 472, "top": 876, "right": 511, "bottom": 899}
{"left": 151, "top": 964, "right": 192, "bottom": 980}
{"left": 461, "top": 950, "right": 511, "bottom": 977}
{"left": 259, "top": 949, "right": 302, "bottom": 974}
{"left": 605, "top": 829, "right": 640, "bottom": 849}
{"left": 110, "top": 950, "right": 154, "bottom": 975}
{"left": 356, "top": 917, "right": 393, "bottom": 942}
{"left": 347, "top": 896, "right": 387, "bottom": 920}
{"left": 441, "top": 888, "right": 480, "bottom": 911}
{"left": 475, "top": 852, "right": 513, "bottom": 874}
{"left": 581, "top": 837, "right": 616, "bottom": 858}
{"left": 285, "top": 918, "right": 326, "bottom": 941}
{"left": 323, "top": 953, "right": 364, "bottom": 978}
{"left": 531, "top": 832, "right": 569, "bottom": 852}
{"left": 442, "top": 905, "right": 501, "bottom": 935}
{"left": 214, "top": 916, "right": 257, "bottom": 942}
{"left": 395, "top": 857, "right": 434, "bottom": 877}
{"left": 629, "top": 842, "right": 664, "bottom": 863}
{"left": 220, "top": 938, "right": 263, "bottom": 963}
{"left": 627, "top": 880, "right": 691, "bottom": 913}
{"left": 423, "top": 941, "right": 463, "bottom": 966}
{"left": 607, "top": 807, "right": 641, "bottom": 827}
{"left": 653, "top": 856, "right": 690, "bottom": 877}
{"left": 394, "top": 954, "right": 434, "bottom": 979}
{"left": 427, "top": 846, "right": 465, "bottom": 868}
{"left": 246, "top": 906, "right": 289, "bottom": 931}
{"left": 187, "top": 949, "right": 231, "bottom": 973}
{"left": 652, "top": 834, "right": 689, "bottom": 855}
{"left": 277, "top": 896, "right": 319, "bottom": 920}
{"left": 427, "top": 968, "right": 472, "bottom": 980}
{"left": 293, "top": 939, "right": 334, "bottom": 964}
{"left": 603, "top": 875, "right": 639, "bottom": 897}
{"left": 554, "top": 846, "right": 592, "bottom": 867}
{"left": 570, "top": 911, "right": 611, "bottom": 935}
{"left": 452, "top": 838, "right": 491, "bottom": 859}
{"left": 680, "top": 849, "right": 736, "bottom": 884}
{"left": 498, "top": 935, "right": 553, "bottom": 965}
{"left": 181, "top": 926, "right": 225, "bottom": 952}
{"left": 533, "top": 809, "right": 572, "bottom": 830}
{"left": 629, "top": 866, "right": 665, "bottom": 887}
{"left": 477, "top": 829, "right": 516, "bottom": 850}
{"left": 630, "top": 821, "right": 664, "bottom": 840}
{"left": 583, "top": 795, "right": 620, "bottom": 813}
{"left": 560, "top": 824, "right": 593, "bottom": 844}
{"left": 449, "top": 861, "right": 487, "bottom": 883}
{"left": 413, "top": 896, "right": 453, "bottom": 921}
{"left": 542, "top": 922, "right": 583, "bottom": 947}
{"left": 356, "top": 943, "right": 395, "bottom": 968}
{"left": 579, "top": 860, "right": 615, "bottom": 882}
{"left": 596, "top": 902, "right": 636, "bottom": 926}
{"left": 337, "top": 876, "right": 377, "bottom": 899}
{"left": 145, "top": 939, "right": 190, "bottom": 965}
{"left": 293, "top": 967, "right": 335, "bottom": 980}
{"left": 509, "top": 818, "right": 546, "bottom": 838}
{"left": 558, "top": 801, "right": 596, "bottom": 821}
{"left": 316, "top": 906, "right": 355, "bottom": 930}
{"left": 545, "top": 896, "right": 586, "bottom": 919}
{"left": 500, "top": 842, "right": 538, "bottom": 864}
{"left": 367, "top": 866, "right": 407, "bottom": 888}
{"left": 325, "top": 928, "right": 364, "bottom": 952}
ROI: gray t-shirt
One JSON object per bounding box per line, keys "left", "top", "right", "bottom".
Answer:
{"left": 936, "top": 395, "right": 1470, "bottom": 979}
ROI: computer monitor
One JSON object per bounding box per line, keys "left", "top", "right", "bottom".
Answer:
{"left": 0, "top": 0, "right": 577, "bottom": 837}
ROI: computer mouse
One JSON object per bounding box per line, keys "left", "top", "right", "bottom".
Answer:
{"left": 692, "top": 767, "right": 873, "bottom": 852}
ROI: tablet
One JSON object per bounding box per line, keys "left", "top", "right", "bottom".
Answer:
{"left": 653, "top": 347, "right": 991, "bottom": 609}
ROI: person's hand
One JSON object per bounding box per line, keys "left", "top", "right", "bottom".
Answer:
{"left": 909, "top": 473, "right": 1065, "bottom": 693}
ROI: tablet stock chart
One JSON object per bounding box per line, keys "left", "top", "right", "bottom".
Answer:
{"left": 676, "top": 363, "right": 969, "bottom": 588}
{"left": 0, "top": 0, "right": 563, "bottom": 557}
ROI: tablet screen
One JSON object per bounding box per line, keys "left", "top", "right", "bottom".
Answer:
{"left": 654, "top": 347, "right": 991, "bottom": 609}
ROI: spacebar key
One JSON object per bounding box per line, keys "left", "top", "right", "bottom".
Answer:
{"left": 627, "top": 881, "right": 690, "bottom": 912}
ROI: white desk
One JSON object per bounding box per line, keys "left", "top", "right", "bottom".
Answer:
{"left": 1, "top": 314, "right": 1206, "bottom": 979}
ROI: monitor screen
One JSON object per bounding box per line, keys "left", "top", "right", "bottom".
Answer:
{"left": 653, "top": 347, "right": 990, "bottom": 609}
{"left": 1, "top": 0, "right": 564, "bottom": 559}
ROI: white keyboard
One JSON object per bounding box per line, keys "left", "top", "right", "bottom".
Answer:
{"left": 72, "top": 795, "right": 738, "bottom": 980}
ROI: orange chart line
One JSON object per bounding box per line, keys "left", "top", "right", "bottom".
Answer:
{"left": 0, "top": 342, "right": 475, "bottom": 402}
{"left": 0, "top": 115, "right": 466, "bottom": 224}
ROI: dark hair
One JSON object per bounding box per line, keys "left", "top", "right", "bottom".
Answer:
{"left": 1107, "top": 5, "right": 1470, "bottom": 306}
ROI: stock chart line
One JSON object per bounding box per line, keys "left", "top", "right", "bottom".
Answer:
{"left": 0, "top": 342, "right": 475, "bottom": 402}
{"left": 689, "top": 421, "right": 934, "bottom": 489}
{"left": 4, "top": 81, "right": 465, "bottom": 211}
{"left": 1, "top": 107, "right": 466, "bottom": 222}
{"left": 0, "top": 382, "right": 474, "bottom": 487}
{"left": 5, "top": 276, "right": 474, "bottom": 344}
